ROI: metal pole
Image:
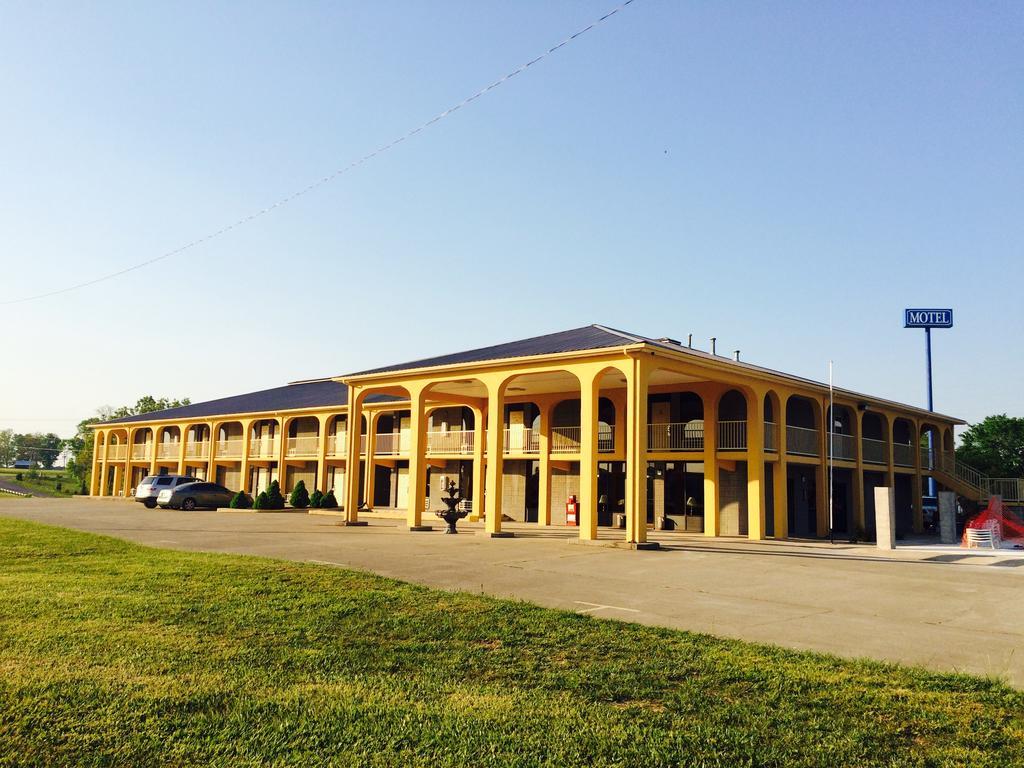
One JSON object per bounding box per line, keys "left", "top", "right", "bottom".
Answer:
{"left": 829, "top": 360, "right": 834, "bottom": 544}
{"left": 925, "top": 327, "right": 935, "bottom": 497}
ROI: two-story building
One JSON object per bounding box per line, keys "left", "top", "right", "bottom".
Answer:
{"left": 92, "top": 324, "right": 987, "bottom": 544}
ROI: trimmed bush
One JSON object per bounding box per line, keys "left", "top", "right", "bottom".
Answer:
{"left": 253, "top": 491, "right": 270, "bottom": 510}
{"left": 289, "top": 480, "right": 310, "bottom": 509}
{"left": 322, "top": 489, "right": 338, "bottom": 509}
{"left": 229, "top": 490, "right": 253, "bottom": 509}
{"left": 309, "top": 489, "right": 324, "bottom": 509}
{"left": 264, "top": 480, "right": 285, "bottom": 510}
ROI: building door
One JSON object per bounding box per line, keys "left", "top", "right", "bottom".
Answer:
{"left": 396, "top": 466, "right": 409, "bottom": 509}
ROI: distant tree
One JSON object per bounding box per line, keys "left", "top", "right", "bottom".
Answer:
{"left": 957, "top": 415, "right": 1024, "bottom": 478}
{"left": 322, "top": 489, "right": 338, "bottom": 509}
{"left": 0, "top": 429, "right": 14, "bottom": 467}
{"left": 13, "top": 432, "right": 62, "bottom": 469}
{"left": 309, "top": 489, "right": 324, "bottom": 509}
{"left": 289, "top": 480, "right": 310, "bottom": 509}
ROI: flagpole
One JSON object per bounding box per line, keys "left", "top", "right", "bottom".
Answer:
{"left": 829, "top": 360, "right": 834, "bottom": 544}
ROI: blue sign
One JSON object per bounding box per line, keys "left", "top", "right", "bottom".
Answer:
{"left": 904, "top": 308, "right": 953, "bottom": 328}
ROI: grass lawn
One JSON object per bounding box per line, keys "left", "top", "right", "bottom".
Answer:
{"left": 0, "top": 468, "right": 80, "bottom": 498}
{"left": 0, "top": 518, "right": 1021, "bottom": 767}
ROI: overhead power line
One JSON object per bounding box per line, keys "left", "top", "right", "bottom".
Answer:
{"left": 3, "top": 0, "right": 638, "bottom": 305}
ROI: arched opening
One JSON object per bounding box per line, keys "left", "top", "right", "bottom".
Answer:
{"left": 892, "top": 418, "right": 915, "bottom": 467}
{"left": 717, "top": 389, "right": 747, "bottom": 451}
{"left": 156, "top": 426, "right": 181, "bottom": 463}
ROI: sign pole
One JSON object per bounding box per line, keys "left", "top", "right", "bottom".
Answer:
{"left": 904, "top": 308, "right": 951, "bottom": 501}
{"left": 828, "top": 360, "right": 834, "bottom": 544}
{"left": 925, "top": 325, "right": 935, "bottom": 496}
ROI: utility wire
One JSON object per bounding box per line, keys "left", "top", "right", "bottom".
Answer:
{"left": 3, "top": 0, "right": 637, "bottom": 306}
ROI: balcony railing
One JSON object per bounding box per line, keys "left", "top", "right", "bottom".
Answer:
{"left": 863, "top": 437, "right": 887, "bottom": 465}
{"left": 156, "top": 443, "right": 180, "bottom": 461}
{"left": 130, "top": 443, "right": 151, "bottom": 461}
{"left": 184, "top": 441, "right": 209, "bottom": 459}
{"left": 647, "top": 421, "right": 703, "bottom": 452}
{"left": 717, "top": 420, "right": 747, "bottom": 451}
{"left": 893, "top": 443, "right": 914, "bottom": 467}
{"left": 216, "top": 438, "right": 244, "bottom": 459}
{"left": 504, "top": 427, "right": 539, "bottom": 454}
{"left": 371, "top": 432, "right": 409, "bottom": 456}
{"left": 786, "top": 426, "right": 819, "bottom": 457}
{"left": 764, "top": 421, "right": 777, "bottom": 452}
{"left": 247, "top": 437, "right": 278, "bottom": 459}
{"left": 426, "top": 429, "right": 475, "bottom": 455}
{"left": 106, "top": 445, "right": 127, "bottom": 461}
{"left": 828, "top": 432, "right": 856, "bottom": 461}
{"left": 286, "top": 435, "right": 320, "bottom": 458}
{"left": 327, "top": 433, "right": 347, "bottom": 457}
{"left": 988, "top": 478, "right": 1024, "bottom": 503}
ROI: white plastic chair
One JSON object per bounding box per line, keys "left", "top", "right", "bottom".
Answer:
{"left": 966, "top": 528, "right": 996, "bottom": 549}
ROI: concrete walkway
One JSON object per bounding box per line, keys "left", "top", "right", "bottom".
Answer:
{"left": 3, "top": 497, "right": 1024, "bottom": 686}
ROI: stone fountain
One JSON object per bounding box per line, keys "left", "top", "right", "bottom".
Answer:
{"left": 435, "top": 480, "right": 468, "bottom": 534}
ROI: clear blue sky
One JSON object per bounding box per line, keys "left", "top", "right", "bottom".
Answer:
{"left": 1, "top": 1, "right": 1020, "bottom": 437}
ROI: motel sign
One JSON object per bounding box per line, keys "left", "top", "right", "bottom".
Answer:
{"left": 904, "top": 308, "right": 953, "bottom": 329}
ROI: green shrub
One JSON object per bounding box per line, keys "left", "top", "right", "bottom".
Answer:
{"left": 253, "top": 491, "right": 270, "bottom": 510}
{"left": 55, "top": 482, "right": 62, "bottom": 492}
{"left": 309, "top": 489, "right": 324, "bottom": 508}
{"left": 15, "top": 473, "right": 22, "bottom": 481}
{"left": 322, "top": 489, "right": 338, "bottom": 509}
{"left": 78, "top": 481, "right": 87, "bottom": 495}
{"left": 289, "top": 480, "right": 310, "bottom": 509}
{"left": 265, "top": 480, "right": 285, "bottom": 510}
{"left": 229, "top": 490, "right": 253, "bottom": 509}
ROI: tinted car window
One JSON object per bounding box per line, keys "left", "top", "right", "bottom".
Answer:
{"left": 141, "top": 476, "right": 158, "bottom": 484}
{"left": 155, "top": 477, "right": 174, "bottom": 486}
{"left": 212, "top": 484, "right": 231, "bottom": 493}
{"left": 186, "top": 483, "right": 212, "bottom": 492}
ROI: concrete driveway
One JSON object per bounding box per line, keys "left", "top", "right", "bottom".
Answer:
{"left": 3, "top": 496, "right": 1023, "bottom": 686}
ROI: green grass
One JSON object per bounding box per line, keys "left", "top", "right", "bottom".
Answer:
{"left": 0, "top": 518, "right": 1021, "bottom": 767}
{"left": 0, "top": 468, "right": 79, "bottom": 497}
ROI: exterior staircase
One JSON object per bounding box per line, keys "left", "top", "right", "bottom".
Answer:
{"left": 929, "top": 452, "right": 1024, "bottom": 505}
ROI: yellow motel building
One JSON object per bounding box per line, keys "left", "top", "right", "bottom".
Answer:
{"left": 90, "top": 324, "right": 995, "bottom": 545}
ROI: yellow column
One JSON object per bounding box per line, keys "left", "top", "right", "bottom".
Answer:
{"left": 237, "top": 420, "right": 251, "bottom": 490}
{"left": 315, "top": 414, "right": 330, "bottom": 496}
{"left": 344, "top": 390, "right": 367, "bottom": 525}
{"left": 773, "top": 400, "right": 788, "bottom": 539}
{"left": 148, "top": 428, "right": 158, "bottom": 478}
{"left": 537, "top": 400, "right": 553, "bottom": 526}
{"left": 123, "top": 428, "right": 135, "bottom": 496}
{"left": 703, "top": 394, "right": 720, "bottom": 537}
{"left": 406, "top": 386, "right": 430, "bottom": 530}
{"left": 208, "top": 422, "right": 220, "bottom": 486}
{"left": 746, "top": 389, "right": 766, "bottom": 540}
{"left": 578, "top": 371, "right": 600, "bottom": 541}
{"left": 177, "top": 425, "right": 188, "bottom": 476}
{"left": 912, "top": 421, "right": 924, "bottom": 532}
{"left": 363, "top": 411, "right": 380, "bottom": 511}
{"left": 277, "top": 417, "right": 289, "bottom": 493}
{"left": 90, "top": 430, "right": 105, "bottom": 496}
{"left": 852, "top": 409, "right": 865, "bottom": 536}
{"left": 624, "top": 356, "right": 650, "bottom": 545}
{"left": 470, "top": 405, "right": 485, "bottom": 522}
{"left": 111, "top": 464, "right": 122, "bottom": 498}
{"left": 483, "top": 380, "right": 509, "bottom": 537}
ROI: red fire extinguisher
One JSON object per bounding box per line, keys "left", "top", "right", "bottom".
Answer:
{"left": 565, "top": 495, "right": 579, "bottom": 526}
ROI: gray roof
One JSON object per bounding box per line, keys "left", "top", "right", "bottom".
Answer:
{"left": 350, "top": 325, "right": 641, "bottom": 376}
{"left": 97, "top": 380, "right": 398, "bottom": 426}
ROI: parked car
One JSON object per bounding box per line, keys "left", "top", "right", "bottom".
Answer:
{"left": 157, "top": 481, "right": 235, "bottom": 511}
{"left": 134, "top": 475, "right": 199, "bottom": 508}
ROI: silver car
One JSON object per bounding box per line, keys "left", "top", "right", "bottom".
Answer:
{"left": 157, "top": 481, "right": 235, "bottom": 511}
{"left": 134, "top": 475, "right": 199, "bottom": 508}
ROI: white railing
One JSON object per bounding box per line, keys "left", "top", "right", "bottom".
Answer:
{"left": 286, "top": 435, "right": 320, "bottom": 457}
{"left": 863, "top": 437, "right": 887, "bottom": 465}
{"left": 892, "top": 443, "right": 914, "bottom": 467}
{"left": 156, "top": 443, "right": 179, "bottom": 460}
{"left": 988, "top": 479, "right": 1024, "bottom": 503}
{"left": 426, "top": 429, "right": 475, "bottom": 454}
{"left": 828, "top": 432, "right": 856, "bottom": 461}
{"left": 106, "top": 445, "right": 127, "bottom": 461}
{"left": 598, "top": 425, "right": 615, "bottom": 453}
{"left": 371, "top": 432, "right": 407, "bottom": 456}
{"left": 717, "top": 420, "right": 747, "bottom": 450}
{"left": 786, "top": 426, "right": 819, "bottom": 457}
{"left": 184, "top": 441, "right": 209, "bottom": 459}
{"left": 647, "top": 422, "right": 704, "bottom": 452}
{"left": 551, "top": 426, "right": 581, "bottom": 454}
{"left": 217, "top": 438, "right": 244, "bottom": 459}
{"left": 130, "top": 443, "right": 151, "bottom": 461}
{"left": 327, "top": 433, "right": 347, "bottom": 457}
{"left": 764, "top": 421, "right": 777, "bottom": 451}
{"left": 247, "top": 437, "right": 278, "bottom": 459}
{"left": 504, "top": 427, "right": 539, "bottom": 454}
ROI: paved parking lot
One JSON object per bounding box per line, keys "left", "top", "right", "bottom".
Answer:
{"left": 3, "top": 496, "right": 1024, "bottom": 685}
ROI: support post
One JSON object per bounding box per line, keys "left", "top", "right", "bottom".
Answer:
{"left": 578, "top": 372, "right": 600, "bottom": 541}
{"left": 344, "top": 389, "right": 366, "bottom": 524}
{"left": 364, "top": 411, "right": 380, "bottom": 511}
{"left": 315, "top": 415, "right": 330, "bottom": 497}
{"left": 703, "top": 393, "right": 720, "bottom": 537}
{"left": 537, "top": 400, "right": 553, "bottom": 526}
{"left": 470, "top": 406, "right": 485, "bottom": 522}
{"left": 407, "top": 388, "right": 429, "bottom": 530}
{"left": 746, "top": 390, "right": 766, "bottom": 540}
{"left": 624, "top": 356, "right": 650, "bottom": 544}
{"left": 853, "top": 409, "right": 865, "bottom": 537}
{"left": 483, "top": 382, "right": 508, "bottom": 536}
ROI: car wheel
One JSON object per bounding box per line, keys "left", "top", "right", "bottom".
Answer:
{"left": 181, "top": 498, "right": 197, "bottom": 511}
{"left": 144, "top": 499, "right": 157, "bottom": 509}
